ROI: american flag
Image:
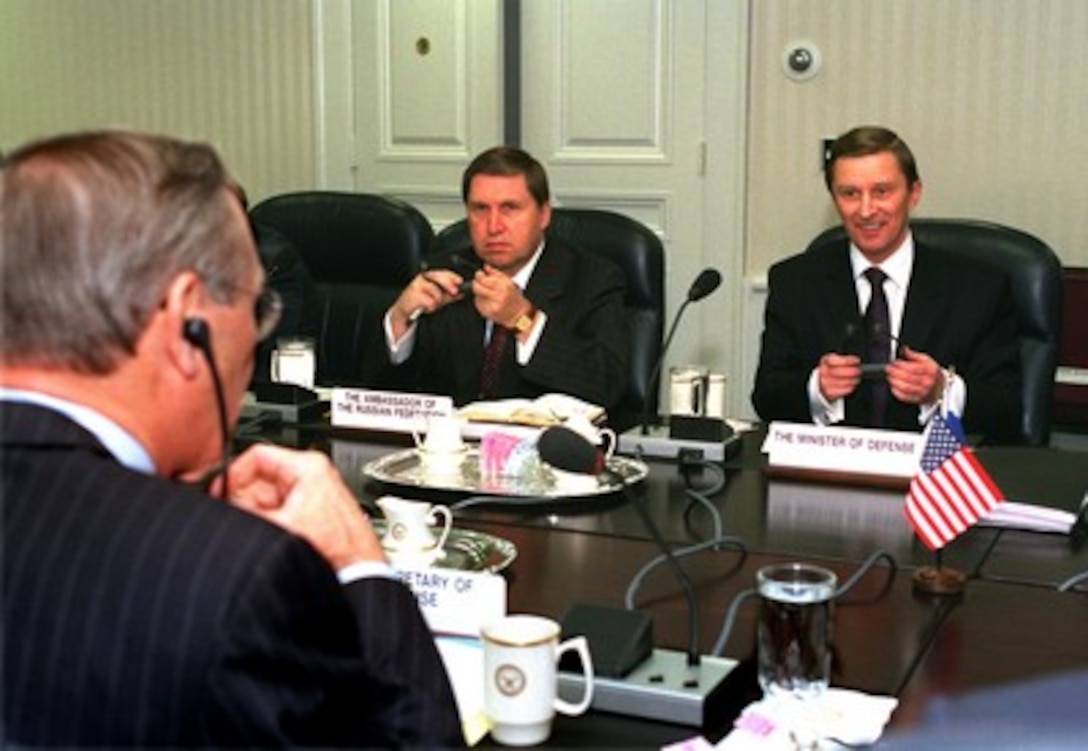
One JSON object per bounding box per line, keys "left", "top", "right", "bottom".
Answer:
{"left": 904, "top": 413, "right": 1005, "bottom": 550}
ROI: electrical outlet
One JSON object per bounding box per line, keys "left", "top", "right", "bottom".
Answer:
{"left": 558, "top": 648, "right": 738, "bottom": 727}
{"left": 822, "top": 138, "right": 835, "bottom": 171}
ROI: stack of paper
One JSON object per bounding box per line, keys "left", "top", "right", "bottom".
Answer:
{"left": 980, "top": 499, "right": 1084, "bottom": 534}
{"left": 458, "top": 393, "right": 605, "bottom": 428}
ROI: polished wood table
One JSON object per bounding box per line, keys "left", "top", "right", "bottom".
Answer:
{"left": 246, "top": 420, "right": 1088, "bottom": 746}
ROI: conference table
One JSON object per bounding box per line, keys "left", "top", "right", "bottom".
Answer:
{"left": 243, "top": 415, "right": 1088, "bottom": 747}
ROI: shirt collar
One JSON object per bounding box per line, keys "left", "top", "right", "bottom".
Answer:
{"left": 0, "top": 387, "right": 156, "bottom": 474}
{"left": 849, "top": 230, "right": 915, "bottom": 290}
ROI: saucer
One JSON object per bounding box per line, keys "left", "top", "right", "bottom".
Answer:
{"left": 416, "top": 447, "right": 468, "bottom": 477}
{"left": 385, "top": 545, "right": 446, "bottom": 569}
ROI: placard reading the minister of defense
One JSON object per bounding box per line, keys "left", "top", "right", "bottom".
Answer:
{"left": 331, "top": 388, "right": 453, "bottom": 433}
{"left": 762, "top": 421, "right": 924, "bottom": 479}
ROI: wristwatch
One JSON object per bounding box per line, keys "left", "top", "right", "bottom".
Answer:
{"left": 512, "top": 306, "right": 536, "bottom": 335}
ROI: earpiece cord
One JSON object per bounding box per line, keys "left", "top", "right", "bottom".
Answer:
{"left": 206, "top": 353, "right": 233, "bottom": 500}
{"left": 188, "top": 325, "right": 233, "bottom": 501}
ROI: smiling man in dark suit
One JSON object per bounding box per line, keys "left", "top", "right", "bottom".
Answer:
{"left": 0, "top": 130, "right": 463, "bottom": 747}
{"left": 752, "top": 126, "right": 1021, "bottom": 443}
{"left": 365, "top": 146, "right": 629, "bottom": 412}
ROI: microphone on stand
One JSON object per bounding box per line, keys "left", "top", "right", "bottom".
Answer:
{"left": 538, "top": 426, "right": 702, "bottom": 667}
{"left": 640, "top": 268, "right": 722, "bottom": 435}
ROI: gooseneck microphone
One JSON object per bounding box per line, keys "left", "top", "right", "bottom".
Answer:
{"left": 537, "top": 426, "right": 702, "bottom": 666}
{"left": 640, "top": 268, "right": 722, "bottom": 434}
{"left": 183, "top": 318, "right": 233, "bottom": 499}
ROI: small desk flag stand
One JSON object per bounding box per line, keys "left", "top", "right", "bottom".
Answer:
{"left": 912, "top": 548, "right": 967, "bottom": 596}
{"left": 905, "top": 390, "right": 1004, "bottom": 596}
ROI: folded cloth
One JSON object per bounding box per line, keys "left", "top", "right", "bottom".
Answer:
{"left": 715, "top": 689, "right": 898, "bottom": 750}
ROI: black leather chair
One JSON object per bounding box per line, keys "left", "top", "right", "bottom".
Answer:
{"left": 432, "top": 208, "right": 665, "bottom": 429}
{"left": 805, "top": 219, "right": 1062, "bottom": 445}
{"left": 250, "top": 191, "right": 434, "bottom": 385}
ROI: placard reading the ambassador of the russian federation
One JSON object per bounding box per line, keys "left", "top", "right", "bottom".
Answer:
{"left": 331, "top": 388, "right": 453, "bottom": 433}
{"left": 762, "top": 421, "right": 924, "bottom": 480}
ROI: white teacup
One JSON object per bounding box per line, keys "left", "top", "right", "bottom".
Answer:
{"left": 376, "top": 496, "right": 453, "bottom": 554}
{"left": 481, "top": 614, "right": 594, "bottom": 746}
{"left": 414, "top": 415, "right": 466, "bottom": 453}
{"left": 563, "top": 413, "right": 616, "bottom": 460}
{"left": 413, "top": 415, "right": 468, "bottom": 476}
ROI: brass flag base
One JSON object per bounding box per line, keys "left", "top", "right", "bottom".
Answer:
{"left": 912, "top": 566, "right": 966, "bottom": 595}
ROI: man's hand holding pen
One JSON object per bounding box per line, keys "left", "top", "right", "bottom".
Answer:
{"left": 818, "top": 346, "right": 945, "bottom": 405}
{"left": 390, "top": 267, "right": 467, "bottom": 338}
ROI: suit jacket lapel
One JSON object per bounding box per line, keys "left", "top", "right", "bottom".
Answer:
{"left": 524, "top": 237, "right": 571, "bottom": 308}
{"left": 899, "top": 242, "right": 945, "bottom": 352}
{"left": 819, "top": 241, "right": 863, "bottom": 353}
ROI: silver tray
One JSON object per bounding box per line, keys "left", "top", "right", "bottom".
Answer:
{"left": 371, "top": 520, "right": 517, "bottom": 573}
{"left": 363, "top": 447, "right": 648, "bottom": 498}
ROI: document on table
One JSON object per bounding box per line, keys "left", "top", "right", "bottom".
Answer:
{"left": 435, "top": 636, "right": 490, "bottom": 746}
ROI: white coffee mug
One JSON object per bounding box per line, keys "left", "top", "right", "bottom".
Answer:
{"left": 270, "top": 336, "right": 316, "bottom": 389}
{"left": 669, "top": 365, "right": 709, "bottom": 417}
{"left": 481, "top": 614, "right": 594, "bottom": 746}
{"left": 705, "top": 372, "right": 727, "bottom": 419}
{"left": 376, "top": 496, "right": 453, "bottom": 553}
{"left": 562, "top": 413, "right": 617, "bottom": 460}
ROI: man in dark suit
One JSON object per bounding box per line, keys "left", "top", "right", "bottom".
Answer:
{"left": 752, "top": 126, "right": 1021, "bottom": 443}
{"left": 1, "top": 130, "right": 464, "bottom": 747}
{"left": 364, "top": 146, "right": 629, "bottom": 412}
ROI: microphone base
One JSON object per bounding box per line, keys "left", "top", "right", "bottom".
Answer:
{"left": 618, "top": 422, "right": 742, "bottom": 462}
{"left": 241, "top": 389, "right": 325, "bottom": 425}
{"left": 558, "top": 648, "right": 738, "bottom": 728}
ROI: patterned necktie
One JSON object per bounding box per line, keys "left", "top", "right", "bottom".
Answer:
{"left": 864, "top": 267, "right": 891, "bottom": 427}
{"left": 478, "top": 323, "right": 510, "bottom": 400}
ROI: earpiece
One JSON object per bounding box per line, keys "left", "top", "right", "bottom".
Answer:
{"left": 182, "top": 317, "right": 210, "bottom": 349}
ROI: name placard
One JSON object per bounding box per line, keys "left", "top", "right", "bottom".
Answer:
{"left": 397, "top": 567, "right": 507, "bottom": 637}
{"left": 331, "top": 388, "right": 454, "bottom": 433}
{"left": 762, "top": 421, "right": 924, "bottom": 480}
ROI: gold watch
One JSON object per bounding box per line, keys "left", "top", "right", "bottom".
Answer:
{"left": 512, "top": 306, "right": 536, "bottom": 334}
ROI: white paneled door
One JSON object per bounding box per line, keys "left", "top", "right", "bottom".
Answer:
{"left": 519, "top": 0, "right": 714, "bottom": 371}
{"left": 320, "top": 0, "right": 748, "bottom": 412}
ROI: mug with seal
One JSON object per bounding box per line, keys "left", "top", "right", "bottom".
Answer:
{"left": 270, "top": 336, "right": 316, "bottom": 389}
{"left": 375, "top": 496, "right": 453, "bottom": 556}
{"left": 481, "top": 614, "right": 594, "bottom": 746}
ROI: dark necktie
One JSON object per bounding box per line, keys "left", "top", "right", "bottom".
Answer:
{"left": 864, "top": 267, "right": 891, "bottom": 427}
{"left": 479, "top": 323, "right": 510, "bottom": 399}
